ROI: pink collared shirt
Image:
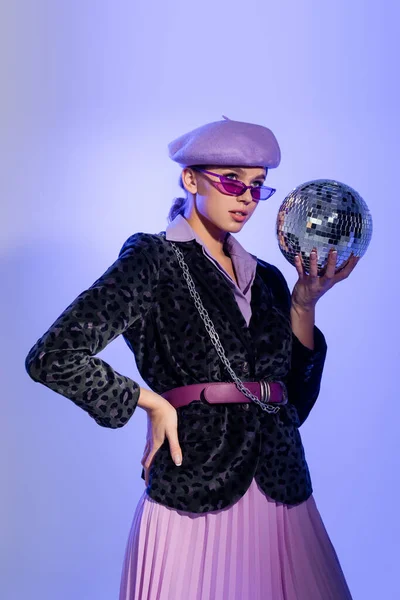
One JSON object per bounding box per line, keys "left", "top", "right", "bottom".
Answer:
{"left": 165, "top": 214, "right": 258, "bottom": 326}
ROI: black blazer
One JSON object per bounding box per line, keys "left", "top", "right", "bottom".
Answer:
{"left": 25, "top": 231, "right": 327, "bottom": 513}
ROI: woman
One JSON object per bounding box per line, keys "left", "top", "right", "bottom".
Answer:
{"left": 25, "top": 116, "right": 357, "bottom": 599}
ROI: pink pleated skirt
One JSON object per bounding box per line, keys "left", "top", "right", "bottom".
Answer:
{"left": 119, "top": 478, "right": 352, "bottom": 600}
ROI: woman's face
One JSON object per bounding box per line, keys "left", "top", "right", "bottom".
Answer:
{"left": 182, "top": 165, "right": 268, "bottom": 237}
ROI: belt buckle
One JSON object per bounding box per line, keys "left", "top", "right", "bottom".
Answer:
{"left": 260, "top": 379, "right": 288, "bottom": 405}
{"left": 276, "top": 380, "right": 289, "bottom": 405}
{"left": 260, "top": 379, "right": 270, "bottom": 404}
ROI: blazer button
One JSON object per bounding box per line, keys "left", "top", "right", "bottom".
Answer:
{"left": 242, "top": 361, "right": 249, "bottom": 374}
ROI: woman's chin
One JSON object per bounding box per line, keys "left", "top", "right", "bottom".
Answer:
{"left": 226, "top": 216, "right": 247, "bottom": 230}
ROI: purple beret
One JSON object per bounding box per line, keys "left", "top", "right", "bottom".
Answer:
{"left": 168, "top": 115, "right": 281, "bottom": 169}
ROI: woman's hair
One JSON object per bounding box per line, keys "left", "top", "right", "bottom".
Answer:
{"left": 167, "top": 173, "right": 188, "bottom": 223}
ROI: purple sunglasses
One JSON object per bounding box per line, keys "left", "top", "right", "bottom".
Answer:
{"left": 193, "top": 168, "right": 276, "bottom": 201}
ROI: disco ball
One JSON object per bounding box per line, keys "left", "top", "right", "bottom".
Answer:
{"left": 276, "top": 179, "right": 373, "bottom": 275}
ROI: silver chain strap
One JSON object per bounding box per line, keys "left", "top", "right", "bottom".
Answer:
{"left": 170, "top": 241, "right": 281, "bottom": 414}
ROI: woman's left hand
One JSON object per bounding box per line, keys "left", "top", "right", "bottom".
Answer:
{"left": 291, "top": 247, "right": 360, "bottom": 311}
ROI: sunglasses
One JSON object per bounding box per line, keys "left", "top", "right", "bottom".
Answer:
{"left": 192, "top": 168, "right": 276, "bottom": 201}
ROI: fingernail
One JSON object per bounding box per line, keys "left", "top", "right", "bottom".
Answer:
{"left": 174, "top": 455, "right": 182, "bottom": 466}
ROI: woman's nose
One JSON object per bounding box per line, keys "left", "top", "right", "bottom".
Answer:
{"left": 238, "top": 187, "right": 253, "bottom": 203}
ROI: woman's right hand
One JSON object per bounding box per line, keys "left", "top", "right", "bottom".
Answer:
{"left": 138, "top": 387, "right": 183, "bottom": 486}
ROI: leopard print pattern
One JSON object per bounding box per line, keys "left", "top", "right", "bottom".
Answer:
{"left": 25, "top": 232, "right": 326, "bottom": 512}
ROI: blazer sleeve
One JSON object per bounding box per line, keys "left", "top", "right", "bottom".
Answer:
{"left": 267, "top": 263, "right": 328, "bottom": 427}
{"left": 24, "top": 233, "right": 159, "bottom": 429}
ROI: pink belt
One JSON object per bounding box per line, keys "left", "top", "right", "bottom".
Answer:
{"left": 161, "top": 381, "right": 288, "bottom": 409}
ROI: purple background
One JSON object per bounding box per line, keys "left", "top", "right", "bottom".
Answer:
{"left": 3, "top": 1, "right": 398, "bottom": 598}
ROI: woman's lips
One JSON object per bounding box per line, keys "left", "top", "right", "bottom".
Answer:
{"left": 229, "top": 211, "right": 247, "bottom": 222}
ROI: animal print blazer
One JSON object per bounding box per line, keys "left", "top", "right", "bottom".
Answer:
{"left": 25, "top": 231, "right": 327, "bottom": 513}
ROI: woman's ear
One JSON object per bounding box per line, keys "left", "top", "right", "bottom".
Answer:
{"left": 181, "top": 168, "right": 198, "bottom": 194}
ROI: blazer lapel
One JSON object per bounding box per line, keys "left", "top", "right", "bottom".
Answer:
{"left": 172, "top": 240, "right": 256, "bottom": 355}
{"left": 248, "top": 267, "right": 271, "bottom": 340}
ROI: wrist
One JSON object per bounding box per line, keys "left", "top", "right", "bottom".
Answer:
{"left": 290, "top": 304, "right": 315, "bottom": 350}
{"left": 291, "top": 301, "right": 316, "bottom": 317}
{"left": 137, "top": 386, "right": 167, "bottom": 413}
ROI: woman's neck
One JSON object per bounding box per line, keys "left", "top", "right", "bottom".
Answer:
{"left": 184, "top": 212, "right": 228, "bottom": 259}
